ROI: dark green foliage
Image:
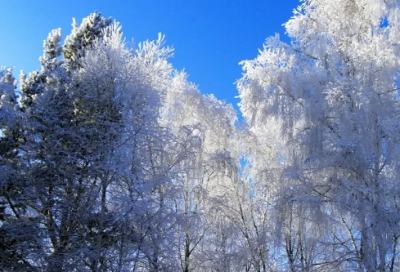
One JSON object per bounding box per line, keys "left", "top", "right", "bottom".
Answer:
{"left": 63, "top": 11, "right": 112, "bottom": 70}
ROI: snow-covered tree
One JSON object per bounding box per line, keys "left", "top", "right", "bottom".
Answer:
{"left": 0, "top": 68, "right": 36, "bottom": 271}
{"left": 63, "top": 11, "right": 112, "bottom": 70}
{"left": 238, "top": 0, "right": 400, "bottom": 271}
{"left": 3, "top": 13, "right": 180, "bottom": 271}
{"left": 160, "top": 71, "right": 238, "bottom": 272}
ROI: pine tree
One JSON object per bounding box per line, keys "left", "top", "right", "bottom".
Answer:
{"left": 0, "top": 69, "right": 39, "bottom": 271}
{"left": 63, "top": 11, "right": 112, "bottom": 71}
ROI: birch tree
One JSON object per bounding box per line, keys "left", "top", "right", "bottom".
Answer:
{"left": 238, "top": 0, "right": 400, "bottom": 271}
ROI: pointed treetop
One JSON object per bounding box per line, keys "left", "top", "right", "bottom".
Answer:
{"left": 63, "top": 11, "right": 112, "bottom": 70}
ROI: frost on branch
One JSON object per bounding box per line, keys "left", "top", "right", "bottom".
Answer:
{"left": 63, "top": 11, "right": 112, "bottom": 70}
{"left": 0, "top": 69, "right": 17, "bottom": 129}
{"left": 238, "top": 0, "right": 400, "bottom": 271}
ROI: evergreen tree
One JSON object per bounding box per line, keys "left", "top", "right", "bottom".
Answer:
{"left": 0, "top": 69, "right": 38, "bottom": 272}
{"left": 63, "top": 11, "right": 112, "bottom": 70}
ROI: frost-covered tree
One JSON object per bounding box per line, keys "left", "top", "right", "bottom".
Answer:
{"left": 20, "top": 28, "right": 64, "bottom": 110}
{"left": 238, "top": 0, "right": 400, "bottom": 271}
{"left": 160, "top": 71, "right": 238, "bottom": 272}
{"left": 2, "top": 12, "right": 183, "bottom": 271}
{"left": 38, "top": 22, "right": 176, "bottom": 272}
{"left": 20, "top": 11, "right": 111, "bottom": 109}
{"left": 0, "top": 68, "right": 37, "bottom": 271}
{"left": 63, "top": 11, "right": 112, "bottom": 70}
{"left": 18, "top": 26, "right": 89, "bottom": 271}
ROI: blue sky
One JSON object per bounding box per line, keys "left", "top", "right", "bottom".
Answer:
{"left": 0, "top": 0, "right": 299, "bottom": 109}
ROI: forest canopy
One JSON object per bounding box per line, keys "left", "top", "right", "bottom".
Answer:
{"left": 2, "top": 1, "right": 400, "bottom": 271}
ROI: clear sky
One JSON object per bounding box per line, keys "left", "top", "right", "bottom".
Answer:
{"left": 0, "top": 0, "right": 300, "bottom": 109}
